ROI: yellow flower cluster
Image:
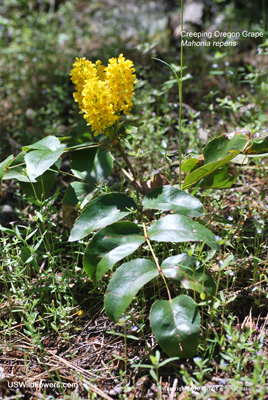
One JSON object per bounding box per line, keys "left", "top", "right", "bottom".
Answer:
{"left": 70, "top": 54, "right": 136, "bottom": 135}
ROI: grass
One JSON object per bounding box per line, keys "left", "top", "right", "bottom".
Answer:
{"left": 1, "top": 0, "right": 268, "bottom": 399}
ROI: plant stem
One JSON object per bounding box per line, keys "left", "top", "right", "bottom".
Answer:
{"left": 261, "top": 0, "right": 266, "bottom": 38}
{"left": 142, "top": 222, "right": 172, "bottom": 302}
{"left": 178, "top": 0, "right": 184, "bottom": 188}
{"left": 115, "top": 142, "right": 138, "bottom": 181}
{"left": 110, "top": 153, "right": 133, "bottom": 181}
{"left": 124, "top": 325, "right": 127, "bottom": 373}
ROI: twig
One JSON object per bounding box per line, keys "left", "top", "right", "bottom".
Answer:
{"left": 142, "top": 222, "right": 172, "bottom": 302}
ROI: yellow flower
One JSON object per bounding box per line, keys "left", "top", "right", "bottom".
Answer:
{"left": 70, "top": 54, "right": 136, "bottom": 136}
{"left": 81, "top": 78, "right": 119, "bottom": 133}
{"left": 70, "top": 57, "right": 97, "bottom": 109}
{"left": 105, "top": 54, "right": 136, "bottom": 115}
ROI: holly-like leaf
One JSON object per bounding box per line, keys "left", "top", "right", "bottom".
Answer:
{"left": 182, "top": 152, "right": 239, "bottom": 189}
{"left": 25, "top": 147, "right": 64, "bottom": 180}
{"left": 181, "top": 158, "right": 201, "bottom": 173}
{"left": 84, "top": 222, "right": 145, "bottom": 281}
{"left": 22, "top": 136, "right": 64, "bottom": 152}
{"left": 3, "top": 152, "right": 30, "bottom": 182}
{"left": 142, "top": 185, "right": 203, "bottom": 217}
{"left": 199, "top": 167, "right": 235, "bottom": 189}
{"left": 23, "top": 159, "right": 60, "bottom": 199}
{"left": 161, "top": 254, "right": 216, "bottom": 297}
{"left": 3, "top": 152, "right": 60, "bottom": 198}
{"left": 203, "top": 133, "right": 248, "bottom": 164}
{"left": 148, "top": 214, "right": 219, "bottom": 250}
{"left": 183, "top": 133, "right": 248, "bottom": 189}
{"left": 248, "top": 135, "right": 268, "bottom": 155}
{"left": 70, "top": 147, "right": 112, "bottom": 183}
{"left": 150, "top": 295, "right": 200, "bottom": 358}
{"left": 68, "top": 193, "right": 137, "bottom": 242}
{"left": 105, "top": 259, "right": 158, "bottom": 322}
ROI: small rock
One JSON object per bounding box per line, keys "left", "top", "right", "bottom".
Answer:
{"left": 108, "top": 384, "right": 123, "bottom": 396}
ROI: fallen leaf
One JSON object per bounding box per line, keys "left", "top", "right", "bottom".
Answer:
{"left": 131, "top": 173, "right": 170, "bottom": 195}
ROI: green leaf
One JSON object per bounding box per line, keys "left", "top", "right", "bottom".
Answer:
{"left": 3, "top": 152, "right": 60, "bottom": 198}
{"left": 182, "top": 152, "right": 239, "bottom": 189}
{"left": 0, "top": 155, "right": 14, "bottom": 193}
{"left": 161, "top": 254, "right": 216, "bottom": 297}
{"left": 84, "top": 222, "right": 145, "bottom": 281}
{"left": 203, "top": 133, "right": 248, "bottom": 164}
{"left": 25, "top": 147, "right": 64, "bottom": 180}
{"left": 105, "top": 259, "right": 158, "bottom": 322}
{"left": 142, "top": 185, "right": 203, "bottom": 217}
{"left": 0, "top": 226, "right": 16, "bottom": 235}
{"left": 63, "top": 181, "right": 95, "bottom": 206}
{"left": 68, "top": 193, "right": 137, "bottom": 242}
{"left": 70, "top": 147, "right": 112, "bottom": 183}
{"left": 150, "top": 295, "right": 200, "bottom": 358}
{"left": 22, "top": 136, "right": 64, "bottom": 151}
{"left": 183, "top": 133, "right": 248, "bottom": 189}
{"left": 148, "top": 215, "right": 219, "bottom": 250}
{"left": 3, "top": 152, "right": 30, "bottom": 182}
{"left": 199, "top": 167, "right": 234, "bottom": 189}
{"left": 248, "top": 136, "right": 268, "bottom": 155}
{"left": 181, "top": 158, "right": 201, "bottom": 173}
